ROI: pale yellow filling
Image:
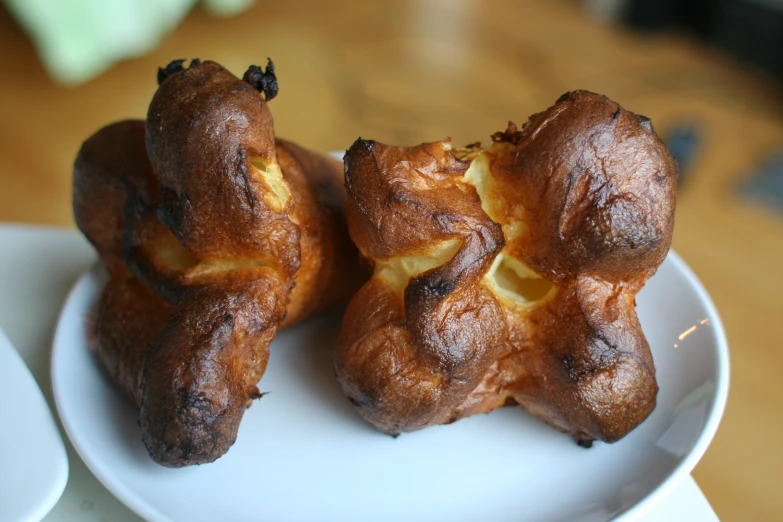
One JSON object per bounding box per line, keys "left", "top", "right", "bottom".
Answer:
{"left": 460, "top": 151, "right": 527, "bottom": 241}
{"left": 375, "top": 239, "right": 463, "bottom": 293}
{"left": 370, "top": 145, "right": 554, "bottom": 309}
{"left": 156, "top": 235, "right": 200, "bottom": 270}
{"left": 460, "top": 150, "right": 554, "bottom": 308}
{"left": 250, "top": 155, "right": 291, "bottom": 211}
{"left": 187, "top": 259, "right": 268, "bottom": 278}
{"left": 462, "top": 152, "right": 496, "bottom": 218}
{"left": 484, "top": 253, "right": 555, "bottom": 307}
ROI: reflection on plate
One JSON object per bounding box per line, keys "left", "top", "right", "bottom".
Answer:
{"left": 0, "top": 328, "right": 68, "bottom": 522}
{"left": 51, "top": 252, "right": 728, "bottom": 522}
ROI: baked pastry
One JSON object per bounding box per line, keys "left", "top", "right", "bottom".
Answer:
{"left": 74, "top": 59, "right": 364, "bottom": 466}
{"left": 334, "top": 90, "right": 677, "bottom": 446}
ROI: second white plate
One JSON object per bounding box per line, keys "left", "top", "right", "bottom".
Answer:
{"left": 52, "top": 252, "right": 728, "bottom": 522}
{"left": 0, "top": 327, "right": 68, "bottom": 522}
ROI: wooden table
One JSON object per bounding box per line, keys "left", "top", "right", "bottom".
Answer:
{"left": 1, "top": 1, "right": 781, "bottom": 519}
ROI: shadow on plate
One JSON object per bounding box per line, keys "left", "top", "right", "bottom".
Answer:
{"left": 273, "top": 307, "right": 380, "bottom": 435}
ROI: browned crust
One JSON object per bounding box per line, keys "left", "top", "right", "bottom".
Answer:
{"left": 74, "top": 60, "right": 366, "bottom": 466}
{"left": 275, "top": 138, "right": 361, "bottom": 325}
{"left": 335, "top": 90, "right": 677, "bottom": 444}
{"left": 491, "top": 90, "right": 676, "bottom": 283}
{"left": 140, "top": 268, "right": 286, "bottom": 465}
{"left": 73, "top": 120, "right": 157, "bottom": 276}
{"left": 144, "top": 61, "right": 299, "bottom": 269}
{"left": 96, "top": 276, "right": 172, "bottom": 407}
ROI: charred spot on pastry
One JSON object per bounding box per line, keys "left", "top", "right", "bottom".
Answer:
{"left": 556, "top": 91, "right": 573, "bottom": 104}
{"left": 157, "top": 58, "right": 201, "bottom": 86}
{"left": 157, "top": 59, "right": 201, "bottom": 85}
{"left": 243, "top": 58, "right": 279, "bottom": 100}
{"left": 502, "top": 395, "right": 518, "bottom": 407}
{"left": 575, "top": 436, "right": 594, "bottom": 448}
{"left": 637, "top": 115, "right": 653, "bottom": 130}
{"left": 344, "top": 139, "right": 378, "bottom": 211}
{"left": 156, "top": 187, "right": 186, "bottom": 232}
{"left": 221, "top": 312, "right": 235, "bottom": 330}
{"left": 249, "top": 389, "right": 268, "bottom": 401}
{"left": 175, "top": 440, "right": 195, "bottom": 462}
{"left": 181, "top": 387, "right": 206, "bottom": 409}
{"left": 562, "top": 354, "right": 576, "bottom": 376}
{"left": 562, "top": 354, "right": 597, "bottom": 383}
{"left": 414, "top": 273, "right": 457, "bottom": 299}
{"left": 464, "top": 141, "right": 482, "bottom": 150}
{"left": 157, "top": 59, "right": 185, "bottom": 84}
{"left": 345, "top": 138, "right": 375, "bottom": 171}
{"left": 431, "top": 279, "right": 457, "bottom": 296}
{"left": 490, "top": 121, "right": 525, "bottom": 146}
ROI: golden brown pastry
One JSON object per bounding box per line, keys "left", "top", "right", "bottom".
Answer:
{"left": 74, "top": 59, "right": 365, "bottom": 466}
{"left": 334, "top": 90, "right": 677, "bottom": 446}
{"left": 74, "top": 119, "right": 173, "bottom": 406}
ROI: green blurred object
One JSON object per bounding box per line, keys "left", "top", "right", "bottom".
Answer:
{"left": 4, "top": 0, "right": 256, "bottom": 85}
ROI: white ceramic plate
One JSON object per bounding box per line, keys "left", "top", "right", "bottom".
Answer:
{"left": 0, "top": 327, "right": 68, "bottom": 522}
{"left": 52, "top": 252, "right": 728, "bottom": 522}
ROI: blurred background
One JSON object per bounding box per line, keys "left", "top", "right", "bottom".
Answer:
{"left": 0, "top": 0, "right": 781, "bottom": 520}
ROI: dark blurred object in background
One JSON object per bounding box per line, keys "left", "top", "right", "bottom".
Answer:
{"left": 739, "top": 147, "right": 783, "bottom": 215}
{"left": 587, "top": 0, "right": 783, "bottom": 80}
{"left": 663, "top": 122, "right": 703, "bottom": 185}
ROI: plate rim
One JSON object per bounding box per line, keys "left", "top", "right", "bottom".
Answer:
{"left": 615, "top": 250, "right": 730, "bottom": 521}
{"left": 0, "top": 327, "right": 69, "bottom": 522}
{"left": 51, "top": 250, "right": 730, "bottom": 522}
{"left": 51, "top": 264, "right": 170, "bottom": 522}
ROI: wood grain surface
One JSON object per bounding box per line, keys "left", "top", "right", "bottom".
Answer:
{"left": 0, "top": 1, "right": 781, "bottom": 520}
